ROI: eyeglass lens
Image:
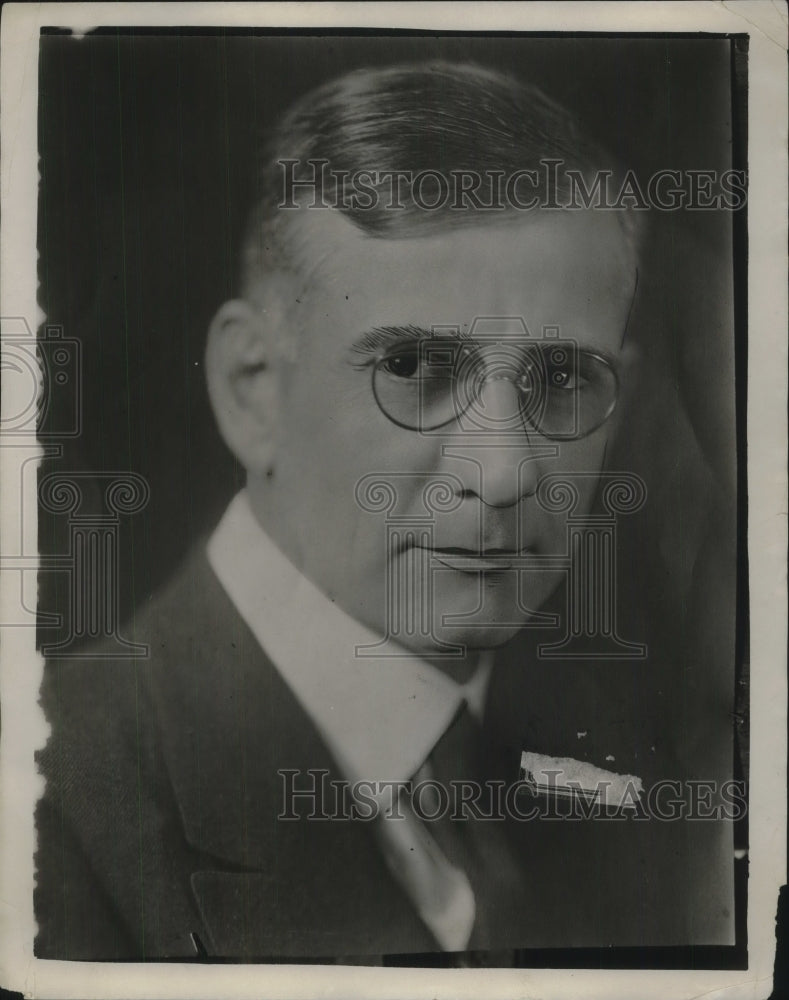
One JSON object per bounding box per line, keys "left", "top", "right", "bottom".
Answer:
{"left": 372, "top": 339, "right": 617, "bottom": 438}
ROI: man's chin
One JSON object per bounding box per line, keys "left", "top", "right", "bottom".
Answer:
{"left": 402, "top": 618, "right": 527, "bottom": 660}
{"left": 345, "top": 566, "right": 560, "bottom": 659}
{"left": 438, "top": 625, "right": 523, "bottom": 655}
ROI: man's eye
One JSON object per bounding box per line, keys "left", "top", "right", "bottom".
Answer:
{"left": 380, "top": 350, "right": 420, "bottom": 378}
{"left": 548, "top": 367, "right": 578, "bottom": 390}
{"left": 544, "top": 355, "right": 596, "bottom": 393}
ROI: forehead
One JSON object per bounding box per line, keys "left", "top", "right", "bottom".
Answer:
{"left": 284, "top": 208, "right": 636, "bottom": 350}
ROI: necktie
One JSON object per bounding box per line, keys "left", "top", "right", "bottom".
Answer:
{"left": 374, "top": 701, "right": 477, "bottom": 952}
{"left": 375, "top": 698, "right": 527, "bottom": 955}
{"left": 421, "top": 699, "right": 527, "bottom": 953}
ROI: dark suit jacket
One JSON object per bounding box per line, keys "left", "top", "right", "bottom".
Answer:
{"left": 35, "top": 547, "right": 735, "bottom": 962}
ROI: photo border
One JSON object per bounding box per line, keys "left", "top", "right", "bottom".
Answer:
{"left": 1, "top": 3, "right": 785, "bottom": 998}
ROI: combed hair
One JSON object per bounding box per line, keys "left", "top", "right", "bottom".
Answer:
{"left": 240, "top": 62, "right": 640, "bottom": 289}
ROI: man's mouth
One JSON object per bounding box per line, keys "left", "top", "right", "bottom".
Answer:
{"left": 416, "top": 545, "right": 534, "bottom": 572}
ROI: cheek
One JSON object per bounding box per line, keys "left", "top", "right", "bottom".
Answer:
{"left": 330, "top": 400, "right": 447, "bottom": 477}
{"left": 551, "top": 434, "right": 608, "bottom": 472}
{"left": 544, "top": 435, "right": 610, "bottom": 513}
{"left": 276, "top": 408, "right": 444, "bottom": 529}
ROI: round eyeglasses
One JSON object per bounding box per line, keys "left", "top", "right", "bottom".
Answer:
{"left": 371, "top": 338, "right": 619, "bottom": 439}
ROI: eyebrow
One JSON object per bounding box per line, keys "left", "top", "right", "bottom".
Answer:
{"left": 349, "top": 324, "right": 619, "bottom": 364}
{"left": 349, "top": 324, "right": 451, "bottom": 358}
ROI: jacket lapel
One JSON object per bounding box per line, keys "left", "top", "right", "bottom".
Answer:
{"left": 145, "top": 551, "right": 434, "bottom": 957}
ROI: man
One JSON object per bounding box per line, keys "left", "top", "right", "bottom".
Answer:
{"left": 35, "top": 62, "right": 735, "bottom": 962}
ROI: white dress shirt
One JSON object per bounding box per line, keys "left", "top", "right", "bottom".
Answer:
{"left": 207, "top": 490, "right": 492, "bottom": 951}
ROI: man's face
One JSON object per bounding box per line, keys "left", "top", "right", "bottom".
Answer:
{"left": 256, "top": 208, "right": 636, "bottom": 656}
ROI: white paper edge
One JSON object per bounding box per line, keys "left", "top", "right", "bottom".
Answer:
{"left": 0, "top": 2, "right": 785, "bottom": 999}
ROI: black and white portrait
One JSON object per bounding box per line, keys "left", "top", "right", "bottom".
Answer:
{"left": 0, "top": 5, "right": 785, "bottom": 997}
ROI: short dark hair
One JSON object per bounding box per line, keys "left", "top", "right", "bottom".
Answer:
{"left": 240, "top": 61, "right": 640, "bottom": 290}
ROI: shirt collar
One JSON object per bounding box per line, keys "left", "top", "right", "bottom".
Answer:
{"left": 206, "top": 490, "right": 492, "bottom": 789}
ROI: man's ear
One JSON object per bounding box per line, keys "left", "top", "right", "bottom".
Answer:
{"left": 205, "top": 299, "right": 280, "bottom": 473}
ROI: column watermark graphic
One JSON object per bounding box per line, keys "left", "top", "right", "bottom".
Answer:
{"left": 535, "top": 472, "right": 647, "bottom": 659}
{"left": 354, "top": 471, "right": 468, "bottom": 656}
{"left": 1, "top": 317, "right": 150, "bottom": 655}
{"left": 38, "top": 473, "right": 150, "bottom": 657}
{"left": 354, "top": 467, "right": 646, "bottom": 659}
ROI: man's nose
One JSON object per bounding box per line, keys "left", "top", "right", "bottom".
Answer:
{"left": 449, "top": 377, "right": 556, "bottom": 508}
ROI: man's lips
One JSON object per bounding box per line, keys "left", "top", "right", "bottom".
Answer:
{"left": 429, "top": 546, "right": 531, "bottom": 557}
{"left": 407, "top": 544, "right": 536, "bottom": 572}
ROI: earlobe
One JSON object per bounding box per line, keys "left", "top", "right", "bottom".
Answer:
{"left": 205, "top": 299, "right": 279, "bottom": 474}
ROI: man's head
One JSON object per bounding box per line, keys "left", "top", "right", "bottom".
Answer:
{"left": 206, "top": 62, "right": 641, "bottom": 659}
{"left": 237, "top": 61, "right": 640, "bottom": 287}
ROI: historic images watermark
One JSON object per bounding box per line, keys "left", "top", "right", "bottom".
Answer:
{"left": 278, "top": 769, "right": 748, "bottom": 824}
{"left": 278, "top": 159, "right": 748, "bottom": 213}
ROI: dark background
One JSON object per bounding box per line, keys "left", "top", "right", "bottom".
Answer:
{"left": 37, "top": 31, "right": 740, "bottom": 608}
{"left": 35, "top": 29, "right": 749, "bottom": 964}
